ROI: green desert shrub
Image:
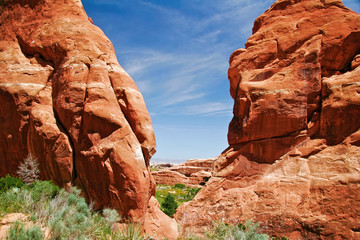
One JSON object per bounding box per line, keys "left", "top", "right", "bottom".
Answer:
{"left": 118, "top": 222, "right": 143, "bottom": 240}
{"left": 103, "top": 208, "right": 121, "bottom": 225}
{"left": 46, "top": 188, "right": 95, "bottom": 239}
{"left": 174, "top": 183, "right": 186, "bottom": 189}
{"left": 155, "top": 184, "right": 201, "bottom": 216}
{"left": 161, "top": 193, "right": 178, "bottom": 217}
{"left": 156, "top": 184, "right": 201, "bottom": 203}
{"left": 0, "top": 187, "right": 31, "bottom": 214}
{"left": 29, "top": 180, "right": 60, "bottom": 202}
{"left": 184, "top": 187, "right": 201, "bottom": 202}
{"left": 7, "top": 221, "right": 44, "bottom": 240}
{"left": 204, "top": 220, "right": 269, "bottom": 240}
{"left": 0, "top": 174, "right": 24, "bottom": 193}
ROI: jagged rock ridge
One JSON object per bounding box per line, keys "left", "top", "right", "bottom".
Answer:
{"left": 175, "top": 0, "right": 360, "bottom": 239}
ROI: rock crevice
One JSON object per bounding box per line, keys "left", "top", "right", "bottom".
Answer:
{"left": 52, "top": 107, "right": 77, "bottom": 184}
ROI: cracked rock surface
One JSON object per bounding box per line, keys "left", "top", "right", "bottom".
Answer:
{"left": 0, "top": 1, "right": 178, "bottom": 238}
{"left": 175, "top": 0, "right": 360, "bottom": 239}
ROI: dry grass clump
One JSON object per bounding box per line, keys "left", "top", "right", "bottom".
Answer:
{"left": 16, "top": 154, "right": 40, "bottom": 185}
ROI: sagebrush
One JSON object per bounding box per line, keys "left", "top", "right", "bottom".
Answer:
{"left": 7, "top": 221, "right": 44, "bottom": 240}
{"left": 0, "top": 176, "right": 145, "bottom": 240}
{"left": 204, "top": 220, "right": 269, "bottom": 240}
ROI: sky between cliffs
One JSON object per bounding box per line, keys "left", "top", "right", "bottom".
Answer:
{"left": 82, "top": 0, "right": 360, "bottom": 164}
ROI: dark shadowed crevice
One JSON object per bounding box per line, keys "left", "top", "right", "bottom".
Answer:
{"left": 321, "top": 31, "right": 360, "bottom": 77}
{"left": 16, "top": 35, "right": 66, "bottom": 69}
{"left": 251, "top": 70, "right": 276, "bottom": 82}
{"left": 231, "top": 128, "right": 305, "bottom": 149}
{"left": 16, "top": 35, "right": 54, "bottom": 69}
{"left": 277, "top": 34, "right": 322, "bottom": 61}
{"left": 310, "top": 79, "right": 323, "bottom": 139}
{"left": 52, "top": 107, "right": 77, "bottom": 184}
{"left": 7, "top": 0, "right": 37, "bottom": 9}
{"left": 108, "top": 74, "right": 150, "bottom": 165}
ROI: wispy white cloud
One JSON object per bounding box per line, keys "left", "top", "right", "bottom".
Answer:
{"left": 120, "top": 49, "right": 174, "bottom": 76}
{"left": 183, "top": 102, "right": 233, "bottom": 116}
{"left": 139, "top": 1, "right": 195, "bottom": 36}
{"left": 135, "top": 79, "right": 153, "bottom": 95}
{"left": 161, "top": 90, "right": 205, "bottom": 107}
{"left": 119, "top": 46, "right": 228, "bottom": 108}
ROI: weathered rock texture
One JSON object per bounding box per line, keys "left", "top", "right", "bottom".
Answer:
{"left": 152, "top": 158, "right": 214, "bottom": 188}
{"left": 0, "top": 0, "right": 177, "bottom": 238}
{"left": 175, "top": 0, "right": 360, "bottom": 239}
{"left": 144, "top": 196, "right": 179, "bottom": 240}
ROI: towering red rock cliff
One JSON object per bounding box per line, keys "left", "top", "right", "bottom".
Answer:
{"left": 175, "top": 0, "right": 360, "bottom": 239}
{"left": 0, "top": 0, "right": 177, "bottom": 238}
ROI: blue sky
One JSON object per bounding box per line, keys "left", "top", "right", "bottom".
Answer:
{"left": 82, "top": 0, "right": 360, "bottom": 163}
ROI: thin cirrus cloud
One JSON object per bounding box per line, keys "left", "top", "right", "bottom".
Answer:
{"left": 121, "top": 49, "right": 174, "bottom": 76}
{"left": 183, "top": 102, "right": 233, "bottom": 117}
{"left": 161, "top": 89, "right": 205, "bottom": 107}
{"left": 120, "top": 46, "right": 229, "bottom": 110}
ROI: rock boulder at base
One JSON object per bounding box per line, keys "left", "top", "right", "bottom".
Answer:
{"left": 0, "top": 0, "right": 177, "bottom": 238}
{"left": 175, "top": 0, "right": 360, "bottom": 239}
{"left": 144, "top": 196, "right": 179, "bottom": 240}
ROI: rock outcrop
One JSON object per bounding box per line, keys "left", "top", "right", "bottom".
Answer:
{"left": 0, "top": 0, "right": 177, "bottom": 238}
{"left": 152, "top": 158, "right": 214, "bottom": 188}
{"left": 175, "top": 0, "right": 360, "bottom": 239}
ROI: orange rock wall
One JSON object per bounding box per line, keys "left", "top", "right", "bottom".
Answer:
{"left": 175, "top": 0, "right": 360, "bottom": 239}
{"left": 227, "top": 0, "right": 360, "bottom": 163}
{"left": 0, "top": 2, "right": 178, "bottom": 238}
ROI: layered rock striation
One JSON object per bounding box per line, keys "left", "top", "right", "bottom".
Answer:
{"left": 175, "top": 0, "right": 360, "bottom": 239}
{"left": 0, "top": 1, "right": 177, "bottom": 238}
{"left": 152, "top": 158, "right": 214, "bottom": 188}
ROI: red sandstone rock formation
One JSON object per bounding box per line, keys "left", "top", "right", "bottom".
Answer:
{"left": 175, "top": 0, "right": 360, "bottom": 239}
{"left": 0, "top": 0, "right": 177, "bottom": 238}
{"left": 152, "top": 158, "right": 214, "bottom": 188}
{"left": 144, "top": 196, "right": 179, "bottom": 239}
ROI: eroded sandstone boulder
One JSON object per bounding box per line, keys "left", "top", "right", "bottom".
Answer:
{"left": 175, "top": 0, "right": 360, "bottom": 239}
{"left": 227, "top": 0, "right": 360, "bottom": 163}
{"left": 0, "top": 1, "right": 177, "bottom": 238}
